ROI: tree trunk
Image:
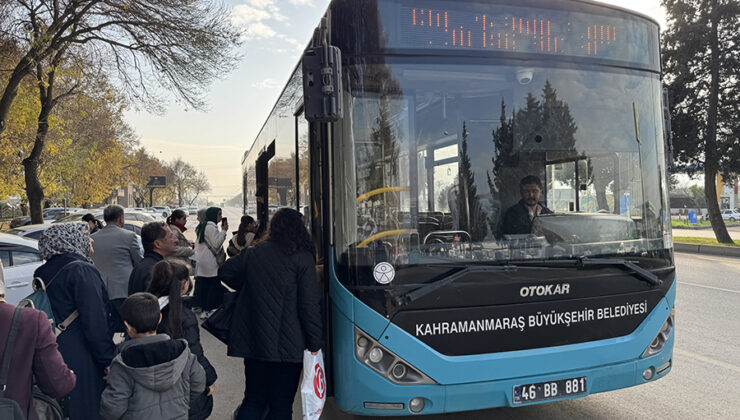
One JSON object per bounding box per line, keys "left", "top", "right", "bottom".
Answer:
{"left": 703, "top": 0, "right": 733, "bottom": 244}
{"left": 0, "top": 55, "right": 35, "bottom": 136}
{"left": 705, "top": 167, "right": 733, "bottom": 243}
{"left": 22, "top": 105, "right": 53, "bottom": 224}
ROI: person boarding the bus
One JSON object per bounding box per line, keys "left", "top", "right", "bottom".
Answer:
{"left": 502, "top": 175, "right": 553, "bottom": 235}
{"left": 219, "top": 208, "right": 322, "bottom": 420}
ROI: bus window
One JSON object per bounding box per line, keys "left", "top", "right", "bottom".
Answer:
{"left": 297, "top": 113, "right": 311, "bottom": 231}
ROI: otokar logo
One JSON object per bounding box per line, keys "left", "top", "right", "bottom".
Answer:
{"left": 520, "top": 283, "right": 570, "bottom": 297}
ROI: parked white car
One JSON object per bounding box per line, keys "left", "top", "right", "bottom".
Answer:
{"left": 150, "top": 206, "right": 172, "bottom": 218}
{"left": 0, "top": 232, "right": 43, "bottom": 305}
{"left": 6, "top": 224, "right": 49, "bottom": 240}
{"left": 721, "top": 209, "right": 740, "bottom": 222}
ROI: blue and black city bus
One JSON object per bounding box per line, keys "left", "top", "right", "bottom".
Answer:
{"left": 242, "top": 0, "right": 675, "bottom": 415}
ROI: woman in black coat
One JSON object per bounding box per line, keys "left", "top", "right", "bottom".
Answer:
{"left": 219, "top": 208, "right": 323, "bottom": 420}
{"left": 147, "top": 259, "right": 217, "bottom": 420}
{"left": 35, "top": 223, "right": 115, "bottom": 419}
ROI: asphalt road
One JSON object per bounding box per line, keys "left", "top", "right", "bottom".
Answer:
{"left": 200, "top": 249, "right": 739, "bottom": 420}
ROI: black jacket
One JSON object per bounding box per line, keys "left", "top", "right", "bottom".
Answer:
{"left": 157, "top": 306, "right": 216, "bottom": 420}
{"left": 501, "top": 200, "right": 553, "bottom": 235}
{"left": 128, "top": 251, "right": 165, "bottom": 295}
{"left": 219, "top": 240, "right": 323, "bottom": 363}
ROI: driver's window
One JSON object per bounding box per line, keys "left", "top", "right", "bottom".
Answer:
{"left": 546, "top": 161, "right": 576, "bottom": 212}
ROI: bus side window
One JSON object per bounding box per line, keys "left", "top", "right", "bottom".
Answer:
{"left": 297, "top": 113, "right": 311, "bottom": 232}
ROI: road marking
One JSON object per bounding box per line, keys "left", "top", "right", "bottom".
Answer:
{"left": 678, "top": 281, "right": 740, "bottom": 294}
{"left": 674, "top": 348, "right": 740, "bottom": 374}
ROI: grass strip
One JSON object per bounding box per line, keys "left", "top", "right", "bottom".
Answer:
{"left": 673, "top": 236, "right": 740, "bottom": 247}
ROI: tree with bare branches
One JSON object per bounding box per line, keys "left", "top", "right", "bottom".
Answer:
{"left": 167, "top": 157, "right": 210, "bottom": 207}
{"left": 0, "top": 0, "right": 242, "bottom": 222}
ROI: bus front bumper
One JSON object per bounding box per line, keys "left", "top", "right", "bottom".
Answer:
{"left": 333, "top": 340, "right": 673, "bottom": 416}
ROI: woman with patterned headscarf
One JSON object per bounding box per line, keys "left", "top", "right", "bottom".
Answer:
{"left": 193, "top": 207, "right": 229, "bottom": 318}
{"left": 35, "top": 223, "right": 115, "bottom": 419}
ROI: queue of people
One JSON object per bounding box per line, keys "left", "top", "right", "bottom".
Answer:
{"left": 0, "top": 204, "right": 323, "bottom": 420}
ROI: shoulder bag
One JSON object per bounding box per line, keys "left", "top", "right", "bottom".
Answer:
{"left": 205, "top": 238, "right": 226, "bottom": 267}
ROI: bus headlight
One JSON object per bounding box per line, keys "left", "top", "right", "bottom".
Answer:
{"left": 642, "top": 308, "right": 674, "bottom": 358}
{"left": 355, "top": 327, "right": 436, "bottom": 385}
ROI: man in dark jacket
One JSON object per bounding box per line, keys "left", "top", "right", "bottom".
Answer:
{"left": 502, "top": 175, "right": 553, "bottom": 235}
{"left": 128, "top": 222, "right": 177, "bottom": 295}
{"left": 101, "top": 293, "right": 205, "bottom": 420}
{"left": 0, "top": 262, "right": 77, "bottom": 420}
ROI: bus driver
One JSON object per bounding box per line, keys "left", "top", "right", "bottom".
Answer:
{"left": 502, "top": 175, "right": 553, "bottom": 235}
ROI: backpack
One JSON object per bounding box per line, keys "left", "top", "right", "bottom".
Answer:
{"left": 19, "top": 261, "right": 83, "bottom": 336}
{"left": 0, "top": 305, "right": 25, "bottom": 419}
{"left": 0, "top": 305, "right": 65, "bottom": 420}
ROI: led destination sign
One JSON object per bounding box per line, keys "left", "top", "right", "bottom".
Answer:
{"left": 379, "top": 1, "right": 659, "bottom": 69}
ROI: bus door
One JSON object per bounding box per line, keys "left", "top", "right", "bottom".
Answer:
{"left": 255, "top": 142, "right": 275, "bottom": 233}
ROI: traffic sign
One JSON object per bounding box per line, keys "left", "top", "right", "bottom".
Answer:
{"left": 147, "top": 176, "right": 166, "bottom": 187}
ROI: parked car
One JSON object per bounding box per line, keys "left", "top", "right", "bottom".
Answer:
{"left": 0, "top": 232, "right": 43, "bottom": 305}
{"left": 121, "top": 220, "right": 145, "bottom": 236}
{"left": 8, "top": 207, "right": 81, "bottom": 228}
{"left": 721, "top": 209, "right": 740, "bottom": 222}
{"left": 188, "top": 206, "right": 198, "bottom": 215}
{"left": 53, "top": 210, "right": 157, "bottom": 224}
{"left": 150, "top": 206, "right": 172, "bottom": 218}
{"left": 6, "top": 225, "right": 49, "bottom": 240}
{"left": 125, "top": 211, "right": 159, "bottom": 223}
{"left": 53, "top": 211, "right": 103, "bottom": 224}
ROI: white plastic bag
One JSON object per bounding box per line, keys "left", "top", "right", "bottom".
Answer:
{"left": 300, "top": 349, "right": 326, "bottom": 420}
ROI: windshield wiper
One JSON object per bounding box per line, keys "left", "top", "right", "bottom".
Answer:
{"left": 577, "top": 257, "right": 663, "bottom": 287}
{"left": 512, "top": 257, "right": 664, "bottom": 287}
{"left": 394, "top": 264, "right": 525, "bottom": 306}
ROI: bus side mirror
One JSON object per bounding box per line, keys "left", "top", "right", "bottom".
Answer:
{"left": 302, "top": 18, "right": 343, "bottom": 123}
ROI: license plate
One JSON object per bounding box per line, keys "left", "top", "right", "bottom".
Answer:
{"left": 513, "top": 376, "right": 587, "bottom": 404}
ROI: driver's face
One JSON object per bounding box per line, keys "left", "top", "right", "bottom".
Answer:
{"left": 521, "top": 184, "right": 541, "bottom": 207}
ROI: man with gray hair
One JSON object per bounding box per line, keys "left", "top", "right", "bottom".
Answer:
{"left": 91, "top": 204, "right": 143, "bottom": 335}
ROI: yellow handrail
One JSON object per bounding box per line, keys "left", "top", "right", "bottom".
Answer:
{"left": 356, "top": 186, "right": 410, "bottom": 204}
{"left": 357, "top": 229, "right": 417, "bottom": 248}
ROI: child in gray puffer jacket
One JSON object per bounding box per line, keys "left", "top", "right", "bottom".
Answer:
{"left": 100, "top": 293, "right": 205, "bottom": 420}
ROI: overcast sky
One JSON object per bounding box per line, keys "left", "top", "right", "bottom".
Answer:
{"left": 124, "top": 0, "right": 668, "bottom": 201}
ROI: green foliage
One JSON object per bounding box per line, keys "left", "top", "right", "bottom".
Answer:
{"left": 662, "top": 0, "right": 739, "bottom": 243}
{"left": 688, "top": 185, "right": 707, "bottom": 208}
{"left": 662, "top": 0, "right": 740, "bottom": 177}
{"left": 457, "top": 122, "right": 488, "bottom": 242}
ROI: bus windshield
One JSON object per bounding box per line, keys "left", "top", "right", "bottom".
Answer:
{"left": 334, "top": 62, "right": 671, "bottom": 275}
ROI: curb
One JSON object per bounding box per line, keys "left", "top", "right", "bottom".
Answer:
{"left": 674, "top": 242, "right": 740, "bottom": 258}
{"left": 672, "top": 224, "right": 740, "bottom": 230}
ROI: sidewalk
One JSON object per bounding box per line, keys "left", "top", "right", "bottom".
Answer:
{"left": 673, "top": 225, "right": 740, "bottom": 240}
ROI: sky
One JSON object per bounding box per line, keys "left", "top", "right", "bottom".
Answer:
{"left": 124, "top": 0, "right": 668, "bottom": 201}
